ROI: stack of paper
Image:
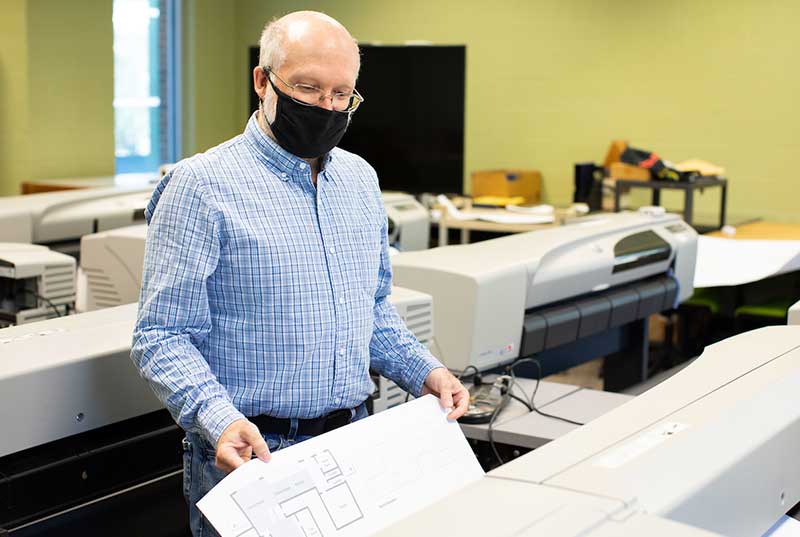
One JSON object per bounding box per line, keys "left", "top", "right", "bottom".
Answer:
{"left": 436, "top": 195, "right": 554, "bottom": 225}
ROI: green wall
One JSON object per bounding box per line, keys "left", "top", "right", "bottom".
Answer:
{"left": 182, "top": 0, "right": 242, "bottom": 156}
{"left": 0, "top": 0, "right": 114, "bottom": 195}
{"left": 27, "top": 0, "right": 115, "bottom": 181}
{"left": 0, "top": 0, "right": 31, "bottom": 196}
{"left": 0, "top": 1, "right": 798, "bottom": 225}
{"left": 229, "top": 0, "right": 800, "bottom": 224}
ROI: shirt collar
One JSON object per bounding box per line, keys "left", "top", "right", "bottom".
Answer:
{"left": 243, "top": 112, "right": 333, "bottom": 181}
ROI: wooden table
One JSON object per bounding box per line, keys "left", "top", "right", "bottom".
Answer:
{"left": 435, "top": 199, "right": 574, "bottom": 245}
{"left": 705, "top": 221, "right": 800, "bottom": 241}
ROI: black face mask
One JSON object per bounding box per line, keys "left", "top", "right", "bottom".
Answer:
{"left": 263, "top": 75, "right": 350, "bottom": 159}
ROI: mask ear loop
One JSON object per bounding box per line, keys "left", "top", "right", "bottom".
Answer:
{"left": 258, "top": 66, "right": 272, "bottom": 123}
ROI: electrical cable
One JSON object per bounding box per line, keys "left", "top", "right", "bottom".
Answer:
{"left": 509, "top": 393, "right": 533, "bottom": 411}
{"left": 20, "top": 288, "right": 63, "bottom": 318}
{"left": 458, "top": 364, "right": 480, "bottom": 381}
{"left": 507, "top": 357, "right": 585, "bottom": 426}
{"left": 486, "top": 376, "right": 512, "bottom": 466}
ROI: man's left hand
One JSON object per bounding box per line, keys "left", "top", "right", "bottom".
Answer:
{"left": 421, "top": 367, "right": 470, "bottom": 420}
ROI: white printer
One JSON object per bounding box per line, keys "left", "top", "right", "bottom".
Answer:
{"left": 391, "top": 211, "right": 698, "bottom": 373}
{"left": 382, "top": 191, "right": 430, "bottom": 251}
{"left": 0, "top": 284, "right": 434, "bottom": 534}
{"left": 0, "top": 285, "right": 431, "bottom": 458}
{"left": 80, "top": 224, "right": 148, "bottom": 310}
{"left": 0, "top": 186, "right": 154, "bottom": 256}
{"left": 379, "top": 326, "right": 800, "bottom": 537}
{"left": 371, "top": 286, "right": 435, "bottom": 412}
{"left": 0, "top": 243, "right": 76, "bottom": 327}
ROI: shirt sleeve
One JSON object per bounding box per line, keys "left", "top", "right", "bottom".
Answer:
{"left": 369, "top": 214, "right": 444, "bottom": 396}
{"left": 131, "top": 166, "right": 244, "bottom": 447}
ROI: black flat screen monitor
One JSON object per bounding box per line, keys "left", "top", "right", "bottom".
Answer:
{"left": 248, "top": 44, "right": 465, "bottom": 195}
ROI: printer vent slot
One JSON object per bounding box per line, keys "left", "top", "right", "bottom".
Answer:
{"left": 82, "top": 267, "right": 111, "bottom": 279}
{"left": 94, "top": 299, "right": 123, "bottom": 308}
{"left": 85, "top": 266, "right": 121, "bottom": 305}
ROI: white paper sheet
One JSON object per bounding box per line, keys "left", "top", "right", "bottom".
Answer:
{"left": 197, "top": 395, "right": 484, "bottom": 537}
{"left": 436, "top": 195, "right": 554, "bottom": 225}
{"left": 504, "top": 204, "right": 554, "bottom": 215}
{"left": 693, "top": 236, "right": 800, "bottom": 288}
{"left": 763, "top": 516, "right": 800, "bottom": 537}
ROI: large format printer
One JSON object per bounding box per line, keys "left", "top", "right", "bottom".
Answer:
{"left": 0, "top": 286, "right": 432, "bottom": 536}
{"left": 0, "top": 180, "right": 425, "bottom": 258}
{"left": 80, "top": 225, "right": 148, "bottom": 310}
{"left": 391, "top": 211, "right": 697, "bottom": 386}
{"left": 382, "top": 191, "right": 430, "bottom": 251}
{"left": 0, "top": 186, "right": 154, "bottom": 257}
{"left": 379, "top": 325, "right": 800, "bottom": 537}
{"left": 0, "top": 243, "right": 76, "bottom": 327}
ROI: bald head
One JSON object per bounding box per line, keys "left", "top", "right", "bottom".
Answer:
{"left": 259, "top": 11, "right": 360, "bottom": 80}
{"left": 252, "top": 11, "right": 361, "bottom": 152}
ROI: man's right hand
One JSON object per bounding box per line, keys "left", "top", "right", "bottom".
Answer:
{"left": 215, "top": 419, "right": 271, "bottom": 474}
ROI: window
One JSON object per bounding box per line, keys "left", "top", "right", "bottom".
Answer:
{"left": 112, "top": 0, "right": 180, "bottom": 173}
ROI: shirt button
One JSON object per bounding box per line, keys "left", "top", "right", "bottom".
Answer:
{"left": 338, "top": 348, "right": 346, "bottom": 356}
{"left": 338, "top": 296, "right": 345, "bottom": 304}
{"left": 281, "top": 172, "right": 287, "bottom": 178}
{"left": 329, "top": 246, "right": 336, "bottom": 254}
{"left": 299, "top": 163, "right": 306, "bottom": 169}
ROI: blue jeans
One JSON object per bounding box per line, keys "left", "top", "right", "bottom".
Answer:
{"left": 183, "top": 404, "right": 369, "bottom": 537}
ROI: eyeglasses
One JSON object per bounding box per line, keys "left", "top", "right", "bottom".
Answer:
{"left": 263, "top": 66, "right": 364, "bottom": 113}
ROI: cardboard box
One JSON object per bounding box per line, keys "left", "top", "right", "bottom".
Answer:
{"left": 608, "top": 162, "right": 650, "bottom": 181}
{"left": 471, "top": 169, "right": 541, "bottom": 204}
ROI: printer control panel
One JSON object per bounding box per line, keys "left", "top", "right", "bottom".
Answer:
{"left": 665, "top": 222, "right": 690, "bottom": 234}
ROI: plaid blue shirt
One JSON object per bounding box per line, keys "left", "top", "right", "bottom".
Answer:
{"left": 131, "top": 114, "right": 442, "bottom": 446}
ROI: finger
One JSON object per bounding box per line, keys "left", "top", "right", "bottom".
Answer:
{"left": 448, "top": 387, "right": 470, "bottom": 420}
{"left": 241, "top": 423, "right": 271, "bottom": 462}
{"left": 439, "top": 387, "right": 454, "bottom": 410}
{"left": 216, "top": 448, "right": 245, "bottom": 474}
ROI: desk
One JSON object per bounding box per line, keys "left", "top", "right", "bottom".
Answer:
{"left": 679, "top": 220, "right": 800, "bottom": 357}
{"left": 459, "top": 378, "right": 580, "bottom": 442}
{"left": 706, "top": 221, "right": 800, "bottom": 241}
{"left": 435, "top": 199, "right": 572, "bottom": 246}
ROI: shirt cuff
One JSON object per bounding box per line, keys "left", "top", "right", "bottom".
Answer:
{"left": 197, "top": 397, "right": 246, "bottom": 447}
{"left": 405, "top": 351, "right": 446, "bottom": 397}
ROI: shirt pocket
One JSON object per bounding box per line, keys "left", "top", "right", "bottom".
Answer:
{"left": 345, "top": 220, "right": 382, "bottom": 298}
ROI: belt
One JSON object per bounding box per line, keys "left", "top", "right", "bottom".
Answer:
{"left": 248, "top": 406, "right": 357, "bottom": 437}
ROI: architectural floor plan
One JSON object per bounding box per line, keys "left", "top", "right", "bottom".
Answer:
{"left": 198, "top": 396, "right": 484, "bottom": 537}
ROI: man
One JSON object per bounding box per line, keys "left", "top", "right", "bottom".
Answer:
{"left": 131, "top": 10, "right": 469, "bottom": 537}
